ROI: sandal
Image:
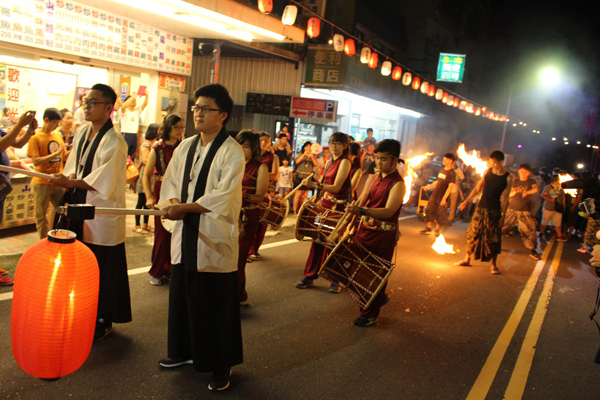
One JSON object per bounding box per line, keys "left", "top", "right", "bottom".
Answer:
{"left": 577, "top": 247, "right": 588, "bottom": 254}
{"left": 454, "top": 261, "right": 471, "bottom": 267}
{"left": 491, "top": 267, "right": 500, "bottom": 275}
{"left": 144, "top": 226, "right": 155, "bottom": 233}
{"left": 133, "top": 227, "right": 149, "bottom": 234}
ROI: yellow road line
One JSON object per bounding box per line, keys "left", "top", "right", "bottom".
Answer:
{"left": 504, "top": 241, "right": 564, "bottom": 399}
{"left": 466, "top": 237, "right": 555, "bottom": 400}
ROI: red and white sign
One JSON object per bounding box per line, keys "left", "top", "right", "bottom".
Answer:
{"left": 289, "top": 97, "right": 337, "bottom": 122}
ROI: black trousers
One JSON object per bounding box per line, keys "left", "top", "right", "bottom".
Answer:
{"left": 167, "top": 264, "right": 243, "bottom": 372}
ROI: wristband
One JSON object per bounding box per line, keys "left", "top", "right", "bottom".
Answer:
{"left": 359, "top": 207, "right": 368, "bottom": 216}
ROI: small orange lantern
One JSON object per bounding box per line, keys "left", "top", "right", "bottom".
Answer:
{"left": 368, "top": 53, "right": 379, "bottom": 69}
{"left": 481, "top": 106, "right": 487, "bottom": 115}
{"left": 11, "top": 230, "right": 99, "bottom": 380}
{"left": 307, "top": 18, "right": 320, "bottom": 38}
{"left": 412, "top": 76, "right": 421, "bottom": 90}
{"left": 392, "top": 66, "right": 402, "bottom": 80}
{"left": 344, "top": 39, "right": 355, "bottom": 56}
{"left": 474, "top": 106, "right": 481, "bottom": 116}
{"left": 428, "top": 84, "right": 436, "bottom": 97}
{"left": 453, "top": 98, "right": 460, "bottom": 108}
{"left": 441, "top": 92, "right": 449, "bottom": 104}
{"left": 258, "top": 0, "right": 273, "bottom": 14}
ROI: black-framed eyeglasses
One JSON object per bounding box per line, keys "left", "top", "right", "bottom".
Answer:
{"left": 191, "top": 106, "right": 220, "bottom": 114}
{"left": 82, "top": 100, "right": 109, "bottom": 108}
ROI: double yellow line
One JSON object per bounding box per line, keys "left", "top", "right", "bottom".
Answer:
{"left": 466, "top": 237, "right": 564, "bottom": 400}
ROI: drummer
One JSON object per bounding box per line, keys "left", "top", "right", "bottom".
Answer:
{"left": 236, "top": 130, "right": 268, "bottom": 305}
{"left": 345, "top": 139, "right": 405, "bottom": 327}
{"left": 295, "top": 132, "right": 352, "bottom": 292}
{"left": 248, "top": 132, "right": 279, "bottom": 261}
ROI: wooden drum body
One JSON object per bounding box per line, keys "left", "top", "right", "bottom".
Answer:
{"left": 319, "top": 234, "right": 395, "bottom": 308}
{"left": 258, "top": 196, "right": 289, "bottom": 230}
{"left": 295, "top": 201, "right": 344, "bottom": 245}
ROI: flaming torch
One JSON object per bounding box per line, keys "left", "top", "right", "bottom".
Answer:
{"left": 432, "top": 234, "right": 456, "bottom": 255}
{"left": 558, "top": 173, "right": 577, "bottom": 197}
{"left": 457, "top": 144, "right": 488, "bottom": 176}
{"left": 403, "top": 153, "right": 434, "bottom": 204}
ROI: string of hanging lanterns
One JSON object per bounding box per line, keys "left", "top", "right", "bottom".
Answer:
{"left": 258, "top": 0, "right": 508, "bottom": 122}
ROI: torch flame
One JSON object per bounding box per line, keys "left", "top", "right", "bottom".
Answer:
{"left": 432, "top": 234, "right": 456, "bottom": 254}
{"left": 558, "top": 173, "right": 577, "bottom": 197}
{"left": 457, "top": 144, "right": 488, "bottom": 176}
{"left": 403, "top": 152, "right": 434, "bottom": 204}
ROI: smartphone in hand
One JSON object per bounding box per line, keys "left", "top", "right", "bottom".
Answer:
{"left": 28, "top": 111, "right": 36, "bottom": 131}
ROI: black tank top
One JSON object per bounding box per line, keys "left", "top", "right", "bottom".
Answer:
{"left": 479, "top": 169, "right": 509, "bottom": 210}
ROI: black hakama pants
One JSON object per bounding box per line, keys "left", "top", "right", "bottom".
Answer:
{"left": 168, "top": 264, "right": 243, "bottom": 372}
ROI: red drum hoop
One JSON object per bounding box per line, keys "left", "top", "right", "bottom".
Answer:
{"left": 319, "top": 234, "right": 395, "bottom": 308}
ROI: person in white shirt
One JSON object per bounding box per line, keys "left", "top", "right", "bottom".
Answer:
{"left": 158, "top": 84, "right": 244, "bottom": 392}
{"left": 449, "top": 160, "right": 465, "bottom": 221}
{"left": 52, "top": 84, "right": 130, "bottom": 342}
{"left": 278, "top": 158, "right": 293, "bottom": 197}
{"left": 119, "top": 92, "right": 149, "bottom": 158}
{"left": 72, "top": 93, "right": 88, "bottom": 133}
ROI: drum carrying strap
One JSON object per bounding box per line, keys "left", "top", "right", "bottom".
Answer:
{"left": 180, "top": 128, "right": 229, "bottom": 272}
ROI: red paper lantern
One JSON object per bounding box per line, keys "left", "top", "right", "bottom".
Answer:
{"left": 441, "top": 92, "right": 449, "bottom": 104}
{"left": 307, "top": 18, "right": 320, "bottom": 38}
{"left": 12, "top": 230, "right": 99, "bottom": 380}
{"left": 427, "top": 84, "right": 436, "bottom": 97}
{"left": 368, "top": 53, "right": 379, "bottom": 69}
{"left": 258, "top": 0, "right": 273, "bottom": 14}
{"left": 412, "top": 76, "right": 421, "bottom": 90}
{"left": 344, "top": 39, "right": 355, "bottom": 56}
{"left": 391, "top": 66, "right": 402, "bottom": 81}
{"left": 481, "top": 106, "right": 487, "bottom": 115}
{"left": 453, "top": 98, "right": 460, "bottom": 107}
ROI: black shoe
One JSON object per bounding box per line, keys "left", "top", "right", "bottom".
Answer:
{"left": 434, "top": 229, "right": 440, "bottom": 237}
{"left": 208, "top": 369, "right": 232, "bottom": 391}
{"left": 420, "top": 227, "right": 432, "bottom": 234}
{"left": 530, "top": 250, "right": 541, "bottom": 260}
{"left": 382, "top": 295, "right": 391, "bottom": 307}
{"left": 159, "top": 358, "right": 193, "bottom": 368}
{"left": 353, "top": 315, "right": 378, "bottom": 327}
{"left": 93, "top": 321, "right": 113, "bottom": 342}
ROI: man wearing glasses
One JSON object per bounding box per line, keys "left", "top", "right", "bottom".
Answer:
{"left": 158, "top": 84, "right": 244, "bottom": 392}
{"left": 52, "top": 83, "right": 131, "bottom": 342}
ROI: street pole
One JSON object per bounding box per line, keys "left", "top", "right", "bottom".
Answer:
{"left": 500, "top": 82, "right": 514, "bottom": 152}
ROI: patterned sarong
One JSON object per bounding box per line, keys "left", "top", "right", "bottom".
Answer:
{"left": 467, "top": 207, "right": 503, "bottom": 262}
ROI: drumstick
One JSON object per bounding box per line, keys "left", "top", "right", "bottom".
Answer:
{"left": 283, "top": 173, "right": 314, "bottom": 201}
{"left": 56, "top": 205, "right": 168, "bottom": 216}
{"left": 326, "top": 200, "right": 357, "bottom": 244}
{"left": 0, "top": 165, "right": 55, "bottom": 180}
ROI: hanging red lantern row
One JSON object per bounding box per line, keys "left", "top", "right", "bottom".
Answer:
{"left": 344, "top": 39, "right": 355, "bottom": 56}
{"left": 411, "top": 76, "right": 421, "bottom": 90}
{"left": 442, "top": 92, "right": 448, "bottom": 104}
{"left": 391, "top": 66, "right": 402, "bottom": 81}
{"left": 258, "top": 0, "right": 273, "bottom": 14}
{"left": 453, "top": 99, "right": 460, "bottom": 108}
{"left": 307, "top": 18, "right": 320, "bottom": 38}
{"left": 368, "top": 53, "right": 378, "bottom": 69}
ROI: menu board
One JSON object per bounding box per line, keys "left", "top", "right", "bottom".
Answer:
{"left": 245, "top": 92, "right": 291, "bottom": 117}
{"left": 0, "top": 0, "right": 193, "bottom": 76}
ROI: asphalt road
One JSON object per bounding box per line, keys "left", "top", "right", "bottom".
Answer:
{"left": 1, "top": 208, "right": 600, "bottom": 399}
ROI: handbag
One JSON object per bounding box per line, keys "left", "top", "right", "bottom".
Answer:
{"left": 126, "top": 156, "right": 140, "bottom": 185}
{"left": 554, "top": 200, "right": 564, "bottom": 213}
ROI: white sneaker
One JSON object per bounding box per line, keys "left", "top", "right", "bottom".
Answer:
{"left": 149, "top": 276, "right": 162, "bottom": 286}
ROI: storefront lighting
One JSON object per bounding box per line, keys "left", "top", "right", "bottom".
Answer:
{"left": 368, "top": 53, "right": 379, "bottom": 69}
{"left": 381, "top": 61, "right": 392, "bottom": 76}
{"left": 333, "top": 34, "right": 345, "bottom": 52}
{"left": 360, "top": 47, "right": 372, "bottom": 64}
{"left": 282, "top": 5, "right": 298, "bottom": 26}
{"left": 119, "top": 0, "right": 287, "bottom": 41}
{"left": 307, "top": 18, "right": 321, "bottom": 38}
{"left": 391, "top": 66, "right": 402, "bottom": 80}
{"left": 258, "top": 0, "right": 273, "bottom": 14}
{"left": 411, "top": 77, "right": 421, "bottom": 90}
{"left": 344, "top": 39, "right": 356, "bottom": 56}
{"left": 402, "top": 72, "right": 412, "bottom": 86}
{"left": 587, "top": 144, "right": 591, "bottom": 147}
{"left": 578, "top": 163, "right": 585, "bottom": 169}
{"left": 420, "top": 81, "right": 429, "bottom": 94}
{"left": 552, "top": 137, "right": 556, "bottom": 141}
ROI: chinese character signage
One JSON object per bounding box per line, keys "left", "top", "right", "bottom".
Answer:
{"left": 0, "top": 0, "right": 193, "bottom": 76}
{"left": 1, "top": 64, "right": 36, "bottom": 124}
{"left": 158, "top": 73, "right": 186, "bottom": 92}
{"left": 304, "top": 48, "right": 345, "bottom": 87}
{"left": 436, "top": 53, "right": 466, "bottom": 83}
{"left": 290, "top": 97, "right": 337, "bottom": 122}
{"left": 1, "top": 181, "right": 35, "bottom": 228}
{"left": 245, "top": 93, "right": 291, "bottom": 117}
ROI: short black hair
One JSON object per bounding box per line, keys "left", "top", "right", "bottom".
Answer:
{"left": 301, "top": 141, "right": 312, "bottom": 152}
{"left": 59, "top": 108, "right": 72, "bottom": 118}
{"left": 366, "top": 128, "right": 373, "bottom": 133}
{"left": 278, "top": 132, "right": 287, "bottom": 139}
{"left": 43, "top": 107, "right": 62, "bottom": 121}
{"left": 443, "top": 152, "right": 456, "bottom": 162}
{"left": 375, "top": 139, "right": 401, "bottom": 158}
{"left": 145, "top": 123, "right": 160, "bottom": 141}
{"left": 160, "top": 114, "right": 183, "bottom": 141}
{"left": 236, "top": 129, "right": 260, "bottom": 159}
{"left": 349, "top": 142, "right": 361, "bottom": 156}
{"left": 258, "top": 132, "right": 271, "bottom": 141}
{"left": 91, "top": 83, "right": 117, "bottom": 106}
{"left": 329, "top": 132, "right": 349, "bottom": 155}
{"left": 194, "top": 84, "right": 234, "bottom": 125}
{"left": 539, "top": 166, "right": 549, "bottom": 173}
{"left": 518, "top": 163, "right": 531, "bottom": 172}
{"left": 489, "top": 150, "right": 505, "bottom": 162}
